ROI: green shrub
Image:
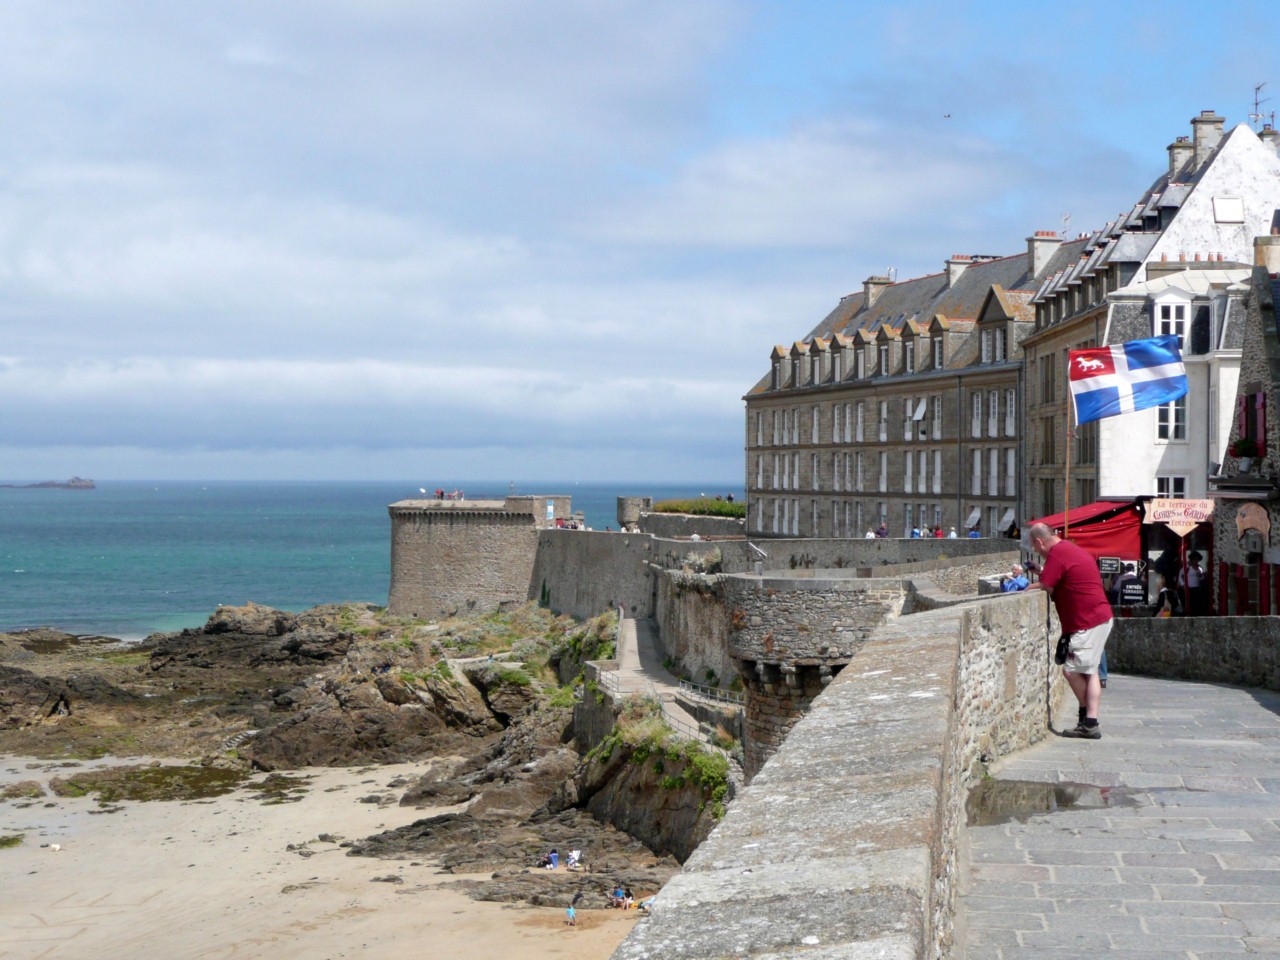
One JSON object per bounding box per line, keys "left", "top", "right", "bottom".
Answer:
{"left": 652, "top": 498, "right": 745, "bottom": 518}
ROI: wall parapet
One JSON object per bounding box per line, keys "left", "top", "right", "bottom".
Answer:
{"left": 1109, "top": 616, "right": 1280, "bottom": 689}
{"left": 612, "top": 590, "right": 1066, "bottom": 960}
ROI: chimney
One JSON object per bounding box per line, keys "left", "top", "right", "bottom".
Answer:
{"left": 1256, "top": 233, "right": 1280, "bottom": 275}
{"left": 1167, "top": 135, "right": 1194, "bottom": 179}
{"left": 1260, "top": 124, "right": 1280, "bottom": 159}
{"left": 1191, "top": 110, "right": 1225, "bottom": 168}
{"left": 1026, "top": 231, "right": 1061, "bottom": 277}
{"left": 946, "top": 254, "right": 971, "bottom": 288}
{"left": 863, "top": 275, "right": 892, "bottom": 308}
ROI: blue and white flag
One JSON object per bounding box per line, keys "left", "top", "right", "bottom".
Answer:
{"left": 1067, "top": 334, "right": 1188, "bottom": 425}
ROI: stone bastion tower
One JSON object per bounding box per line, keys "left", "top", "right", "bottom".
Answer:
{"left": 387, "top": 495, "right": 571, "bottom": 619}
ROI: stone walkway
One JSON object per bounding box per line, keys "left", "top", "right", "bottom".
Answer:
{"left": 958, "top": 674, "right": 1280, "bottom": 958}
{"left": 614, "top": 617, "right": 701, "bottom": 737}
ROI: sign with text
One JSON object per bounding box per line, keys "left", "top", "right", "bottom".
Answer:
{"left": 1144, "top": 498, "right": 1214, "bottom": 538}
{"left": 1119, "top": 580, "right": 1147, "bottom": 605}
{"left": 1098, "top": 556, "right": 1121, "bottom": 574}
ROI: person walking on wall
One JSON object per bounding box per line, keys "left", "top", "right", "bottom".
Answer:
{"left": 1027, "top": 522, "right": 1113, "bottom": 740}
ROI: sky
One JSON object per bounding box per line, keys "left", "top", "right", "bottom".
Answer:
{"left": 2, "top": 0, "right": 1279, "bottom": 484}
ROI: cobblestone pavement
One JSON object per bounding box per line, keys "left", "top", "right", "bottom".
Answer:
{"left": 958, "top": 674, "right": 1280, "bottom": 959}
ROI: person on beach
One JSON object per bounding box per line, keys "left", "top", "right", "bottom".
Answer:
{"left": 1027, "top": 522, "right": 1113, "bottom": 739}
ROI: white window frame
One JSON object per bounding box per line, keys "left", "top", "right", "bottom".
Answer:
{"left": 1155, "top": 294, "right": 1189, "bottom": 349}
{"left": 856, "top": 451, "right": 865, "bottom": 491}
{"left": 918, "top": 450, "right": 927, "bottom": 493}
{"left": 904, "top": 340, "right": 915, "bottom": 374}
{"left": 878, "top": 344, "right": 890, "bottom": 375}
{"left": 971, "top": 392, "right": 982, "bottom": 438}
{"left": 1005, "top": 448, "right": 1016, "bottom": 497}
{"left": 878, "top": 401, "right": 888, "bottom": 442}
{"left": 855, "top": 402, "right": 864, "bottom": 443}
{"left": 931, "top": 395, "right": 943, "bottom": 440}
{"left": 932, "top": 336, "right": 944, "bottom": 368}
{"left": 812, "top": 452, "right": 820, "bottom": 491}
{"left": 879, "top": 451, "right": 888, "bottom": 492}
{"left": 1004, "top": 388, "right": 1016, "bottom": 437}
{"left": 1156, "top": 475, "right": 1187, "bottom": 498}
{"left": 971, "top": 449, "right": 981, "bottom": 496}
{"left": 832, "top": 404, "right": 841, "bottom": 444}
{"left": 987, "top": 389, "right": 999, "bottom": 437}
{"left": 988, "top": 448, "right": 999, "bottom": 496}
{"left": 1157, "top": 396, "right": 1187, "bottom": 442}
{"left": 932, "top": 450, "right": 942, "bottom": 494}
{"left": 811, "top": 405, "right": 819, "bottom": 445}
{"left": 904, "top": 449, "right": 913, "bottom": 492}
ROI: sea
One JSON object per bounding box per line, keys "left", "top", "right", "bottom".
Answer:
{"left": 0, "top": 480, "right": 738, "bottom": 640}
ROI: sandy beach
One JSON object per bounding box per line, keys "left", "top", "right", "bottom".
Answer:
{"left": 0, "top": 757, "right": 642, "bottom": 960}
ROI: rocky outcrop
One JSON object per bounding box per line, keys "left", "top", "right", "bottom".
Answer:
{"left": 0, "top": 664, "right": 140, "bottom": 727}
{"left": 551, "top": 739, "right": 727, "bottom": 863}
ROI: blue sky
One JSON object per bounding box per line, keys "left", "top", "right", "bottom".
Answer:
{"left": 2, "top": 0, "right": 1278, "bottom": 483}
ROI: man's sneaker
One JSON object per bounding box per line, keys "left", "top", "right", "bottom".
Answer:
{"left": 1062, "top": 723, "right": 1102, "bottom": 740}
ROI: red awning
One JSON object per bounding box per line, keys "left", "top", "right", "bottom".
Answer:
{"left": 1029, "top": 500, "right": 1143, "bottom": 562}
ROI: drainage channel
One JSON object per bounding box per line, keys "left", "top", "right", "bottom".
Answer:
{"left": 966, "top": 778, "right": 1142, "bottom": 827}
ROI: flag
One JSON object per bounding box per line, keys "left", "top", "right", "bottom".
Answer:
{"left": 1067, "top": 334, "right": 1188, "bottom": 425}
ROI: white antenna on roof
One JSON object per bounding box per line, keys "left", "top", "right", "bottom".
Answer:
{"left": 887, "top": 266, "right": 897, "bottom": 282}
{"left": 1250, "top": 81, "right": 1271, "bottom": 130}
{"left": 1061, "top": 212, "right": 1072, "bottom": 235}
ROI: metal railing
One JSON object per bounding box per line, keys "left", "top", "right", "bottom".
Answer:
{"left": 679, "top": 679, "right": 745, "bottom": 706}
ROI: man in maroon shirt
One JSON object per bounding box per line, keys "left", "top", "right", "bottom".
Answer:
{"left": 1027, "top": 522, "right": 1113, "bottom": 739}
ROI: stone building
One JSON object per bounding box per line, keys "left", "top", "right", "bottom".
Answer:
{"left": 744, "top": 239, "right": 1081, "bottom": 539}
{"left": 1210, "top": 236, "right": 1280, "bottom": 613}
{"left": 1023, "top": 111, "right": 1280, "bottom": 522}
{"left": 386, "top": 495, "right": 571, "bottom": 619}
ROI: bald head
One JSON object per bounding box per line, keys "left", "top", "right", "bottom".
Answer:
{"left": 1027, "top": 522, "right": 1059, "bottom": 558}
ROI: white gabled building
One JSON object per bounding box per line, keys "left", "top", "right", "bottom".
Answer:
{"left": 1024, "top": 112, "right": 1280, "bottom": 521}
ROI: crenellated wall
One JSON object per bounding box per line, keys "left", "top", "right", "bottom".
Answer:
{"left": 612, "top": 590, "right": 1068, "bottom": 960}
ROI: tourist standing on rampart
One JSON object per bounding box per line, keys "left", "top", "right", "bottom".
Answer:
{"left": 1027, "top": 522, "right": 1113, "bottom": 739}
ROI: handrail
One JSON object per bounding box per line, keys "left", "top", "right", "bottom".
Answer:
{"left": 678, "top": 678, "right": 745, "bottom": 706}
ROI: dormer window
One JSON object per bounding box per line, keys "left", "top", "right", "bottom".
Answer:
{"left": 855, "top": 348, "right": 866, "bottom": 379}
{"left": 1155, "top": 294, "right": 1189, "bottom": 349}
{"left": 771, "top": 358, "right": 782, "bottom": 390}
{"left": 831, "top": 352, "right": 843, "bottom": 382}
{"left": 904, "top": 340, "right": 915, "bottom": 374}
{"left": 981, "top": 330, "right": 992, "bottom": 363}
{"left": 878, "top": 344, "right": 890, "bottom": 375}
{"left": 932, "top": 336, "right": 944, "bottom": 369}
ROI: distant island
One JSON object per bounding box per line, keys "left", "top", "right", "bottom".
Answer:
{"left": 0, "top": 477, "right": 96, "bottom": 490}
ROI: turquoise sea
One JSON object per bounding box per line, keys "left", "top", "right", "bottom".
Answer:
{"left": 0, "top": 481, "right": 737, "bottom": 640}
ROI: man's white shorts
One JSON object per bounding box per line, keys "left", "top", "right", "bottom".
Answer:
{"left": 1064, "top": 620, "right": 1112, "bottom": 675}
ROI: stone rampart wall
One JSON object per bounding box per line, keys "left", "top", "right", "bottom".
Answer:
{"left": 659, "top": 536, "right": 1015, "bottom": 575}
{"left": 528, "top": 530, "right": 657, "bottom": 621}
{"left": 612, "top": 591, "right": 1067, "bottom": 960}
{"left": 654, "top": 571, "right": 737, "bottom": 688}
{"left": 387, "top": 509, "right": 539, "bottom": 619}
{"left": 638, "top": 512, "right": 746, "bottom": 539}
{"left": 1108, "top": 616, "right": 1280, "bottom": 689}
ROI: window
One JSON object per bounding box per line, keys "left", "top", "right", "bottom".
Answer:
{"left": 1238, "top": 391, "right": 1268, "bottom": 454}
{"left": 772, "top": 410, "right": 779, "bottom": 446}
{"left": 904, "top": 341, "right": 915, "bottom": 373}
{"left": 772, "top": 499, "right": 779, "bottom": 534}
{"left": 931, "top": 395, "right": 943, "bottom": 439}
{"left": 995, "top": 327, "right": 1006, "bottom": 362}
{"left": 971, "top": 392, "right": 982, "bottom": 438}
{"left": 811, "top": 406, "right": 820, "bottom": 444}
{"left": 832, "top": 454, "right": 840, "bottom": 492}
{"left": 855, "top": 501, "right": 864, "bottom": 534}
{"left": 988, "top": 448, "right": 999, "bottom": 496}
{"left": 791, "top": 498, "right": 799, "bottom": 536}
{"left": 981, "top": 330, "right": 991, "bottom": 363}
{"left": 1004, "top": 388, "right": 1016, "bottom": 437}
{"left": 1005, "top": 448, "right": 1016, "bottom": 496}
{"left": 1039, "top": 353, "right": 1056, "bottom": 402}
{"left": 987, "top": 390, "right": 999, "bottom": 437}
{"left": 1158, "top": 301, "right": 1187, "bottom": 348}
{"left": 810, "top": 354, "right": 821, "bottom": 386}
{"left": 878, "top": 401, "right": 888, "bottom": 442}
{"left": 855, "top": 348, "right": 866, "bottom": 379}
{"left": 755, "top": 411, "right": 763, "bottom": 446}
{"left": 1157, "top": 397, "right": 1186, "bottom": 441}
{"left": 856, "top": 452, "right": 865, "bottom": 491}
{"left": 844, "top": 403, "right": 852, "bottom": 443}
{"left": 844, "top": 453, "right": 851, "bottom": 492}
{"left": 1041, "top": 416, "right": 1056, "bottom": 465}
{"left": 903, "top": 397, "right": 914, "bottom": 441}
{"left": 811, "top": 500, "right": 818, "bottom": 535}
{"left": 918, "top": 450, "right": 927, "bottom": 493}
{"left": 756, "top": 456, "right": 764, "bottom": 489}
{"left": 832, "top": 404, "right": 840, "bottom": 444}
{"left": 831, "top": 501, "right": 839, "bottom": 538}
{"left": 831, "top": 352, "right": 842, "bottom": 382}
{"left": 879, "top": 452, "right": 887, "bottom": 492}
{"left": 878, "top": 344, "right": 890, "bottom": 375}
{"left": 1156, "top": 476, "right": 1187, "bottom": 498}
{"left": 855, "top": 402, "right": 864, "bottom": 442}
{"left": 933, "top": 450, "right": 942, "bottom": 494}
{"left": 904, "top": 450, "right": 913, "bottom": 492}
{"left": 1076, "top": 418, "right": 1097, "bottom": 464}
{"left": 812, "top": 453, "right": 820, "bottom": 490}
{"left": 792, "top": 455, "right": 799, "bottom": 489}
{"left": 772, "top": 454, "right": 780, "bottom": 489}
{"left": 971, "top": 450, "right": 982, "bottom": 496}
{"left": 932, "top": 336, "right": 944, "bottom": 368}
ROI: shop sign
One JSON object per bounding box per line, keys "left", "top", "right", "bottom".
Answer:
{"left": 1097, "top": 556, "right": 1121, "bottom": 574}
{"left": 1145, "top": 498, "right": 1214, "bottom": 538}
{"left": 1235, "top": 502, "right": 1271, "bottom": 540}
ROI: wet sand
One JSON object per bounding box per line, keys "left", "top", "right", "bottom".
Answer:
{"left": 0, "top": 757, "right": 641, "bottom": 960}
